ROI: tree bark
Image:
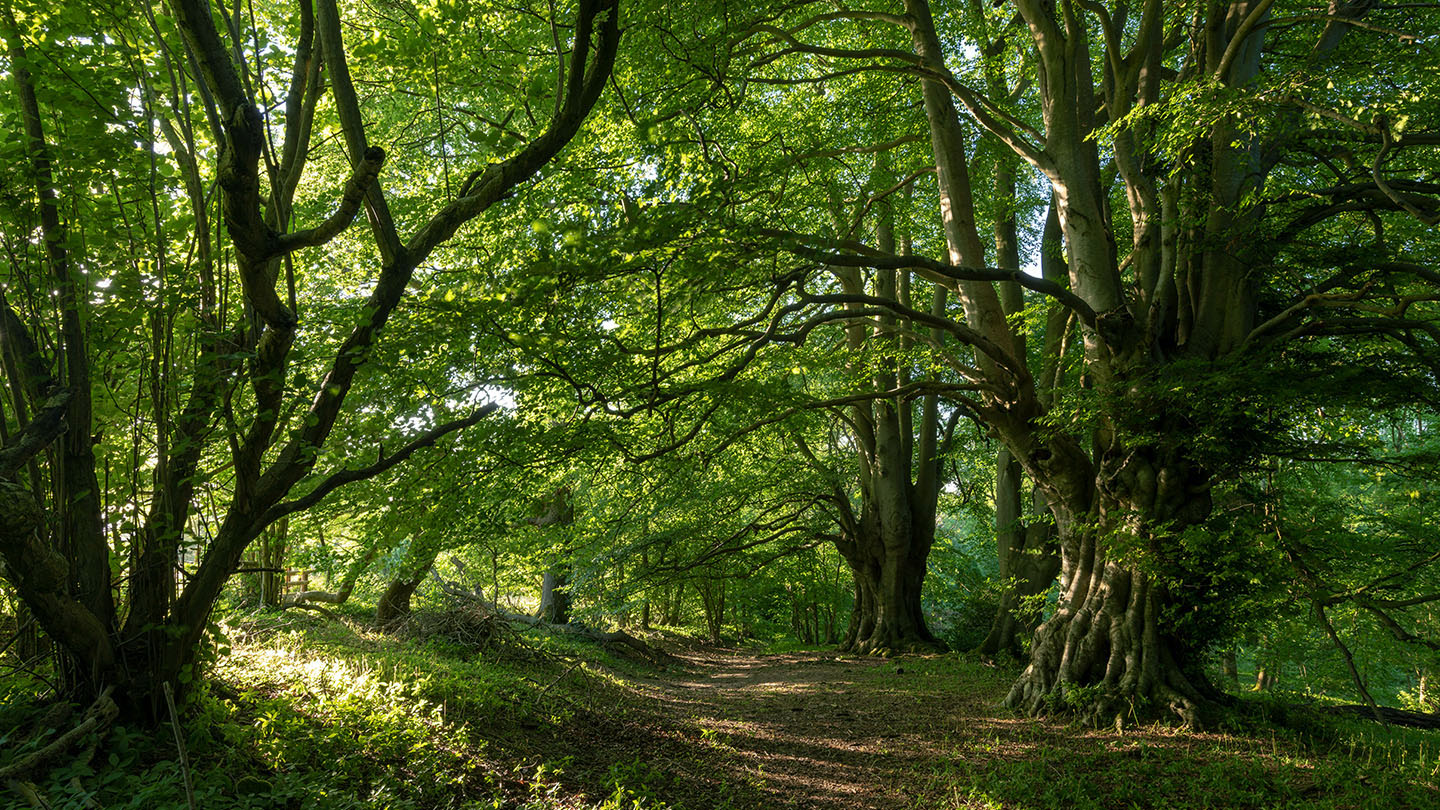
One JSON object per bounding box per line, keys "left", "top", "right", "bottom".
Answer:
{"left": 538, "top": 567, "right": 572, "bottom": 626}
{"left": 979, "top": 484, "right": 1059, "bottom": 659}
{"left": 258, "top": 518, "right": 289, "bottom": 608}
{"left": 377, "top": 562, "right": 432, "bottom": 626}
{"left": 1004, "top": 444, "right": 1225, "bottom": 726}
{"left": 835, "top": 507, "right": 941, "bottom": 654}
{"left": 530, "top": 485, "right": 575, "bottom": 625}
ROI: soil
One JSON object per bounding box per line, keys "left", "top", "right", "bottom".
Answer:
{"left": 616, "top": 649, "right": 997, "bottom": 810}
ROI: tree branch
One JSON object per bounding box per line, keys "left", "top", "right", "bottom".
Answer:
{"left": 274, "top": 146, "right": 387, "bottom": 252}
{"left": 0, "top": 389, "right": 69, "bottom": 478}
{"left": 261, "top": 406, "right": 497, "bottom": 525}
{"left": 765, "top": 230, "right": 1099, "bottom": 327}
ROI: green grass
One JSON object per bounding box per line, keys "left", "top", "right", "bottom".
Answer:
{"left": 3, "top": 614, "right": 1437, "bottom": 810}
{"left": 1, "top": 608, "right": 676, "bottom": 809}
{"left": 896, "top": 658, "right": 1440, "bottom": 810}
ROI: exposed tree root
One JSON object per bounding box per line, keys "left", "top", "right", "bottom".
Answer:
{"left": 1004, "top": 570, "right": 1223, "bottom": 729}
{"left": 849, "top": 634, "right": 947, "bottom": 657}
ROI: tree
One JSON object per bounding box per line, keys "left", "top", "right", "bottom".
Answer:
{"left": 0, "top": 0, "right": 617, "bottom": 715}
{"left": 638, "top": 0, "right": 1439, "bottom": 722}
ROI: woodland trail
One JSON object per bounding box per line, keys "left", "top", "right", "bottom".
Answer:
{"left": 601, "top": 649, "right": 1440, "bottom": 810}
{"left": 625, "top": 649, "right": 1008, "bottom": 810}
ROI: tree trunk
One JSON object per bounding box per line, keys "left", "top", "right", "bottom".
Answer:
{"left": 258, "top": 518, "right": 289, "bottom": 608}
{"left": 376, "top": 570, "right": 427, "bottom": 627}
{"left": 823, "top": 182, "right": 946, "bottom": 657}
{"left": 287, "top": 543, "right": 378, "bottom": 605}
{"left": 836, "top": 514, "right": 941, "bottom": 655}
{"left": 979, "top": 484, "right": 1060, "bottom": 659}
{"left": 639, "top": 550, "right": 651, "bottom": 630}
{"left": 1222, "top": 649, "right": 1239, "bottom": 684}
{"left": 530, "top": 484, "right": 574, "bottom": 625}
{"left": 377, "top": 548, "right": 439, "bottom": 626}
{"left": 698, "top": 578, "right": 725, "bottom": 644}
{"left": 1005, "top": 449, "right": 1224, "bottom": 726}
{"left": 538, "top": 566, "right": 571, "bottom": 625}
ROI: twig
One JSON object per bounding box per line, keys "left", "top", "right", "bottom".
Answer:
{"left": 281, "top": 601, "right": 340, "bottom": 621}
{"left": 161, "top": 682, "right": 196, "bottom": 810}
{"left": 0, "top": 615, "right": 36, "bottom": 659}
{"left": 1313, "top": 601, "right": 1386, "bottom": 725}
{"left": 66, "top": 777, "right": 100, "bottom": 809}
{"left": 67, "top": 744, "right": 101, "bottom": 809}
{"left": 539, "top": 660, "right": 585, "bottom": 694}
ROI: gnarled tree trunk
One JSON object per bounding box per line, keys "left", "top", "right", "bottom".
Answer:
{"left": 1005, "top": 440, "right": 1225, "bottom": 726}
{"left": 824, "top": 181, "right": 947, "bottom": 656}
{"left": 836, "top": 524, "right": 936, "bottom": 654}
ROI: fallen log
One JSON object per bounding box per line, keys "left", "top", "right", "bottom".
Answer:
{"left": 284, "top": 545, "right": 379, "bottom": 606}
{"left": 0, "top": 687, "right": 117, "bottom": 782}
{"left": 1321, "top": 704, "right": 1440, "bottom": 729}
{"left": 501, "top": 612, "right": 681, "bottom": 668}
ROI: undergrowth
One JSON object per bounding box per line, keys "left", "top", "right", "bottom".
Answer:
{"left": 908, "top": 659, "right": 1440, "bottom": 810}
{"left": 0, "top": 607, "right": 674, "bottom": 809}
{"left": 2, "top": 619, "right": 1436, "bottom": 809}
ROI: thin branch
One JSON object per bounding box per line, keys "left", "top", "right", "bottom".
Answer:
{"left": 261, "top": 406, "right": 497, "bottom": 525}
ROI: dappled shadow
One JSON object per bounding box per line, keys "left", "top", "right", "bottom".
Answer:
{"left": 624, "top": 650, "right": 1440, "bottom": 810}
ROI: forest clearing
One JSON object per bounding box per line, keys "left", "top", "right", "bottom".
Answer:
{"left": 2, "top": 0, "right": 1439, "bottom": 806}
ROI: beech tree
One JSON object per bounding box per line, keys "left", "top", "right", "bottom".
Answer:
{"left": 0, "top": 0, "right": 617, "bottom": 715}
{"left": 7, "top": 0, "right": 1434, "bottom": 733}
{"left": 721, "top": 0, "right": 1439, "bottom": 723}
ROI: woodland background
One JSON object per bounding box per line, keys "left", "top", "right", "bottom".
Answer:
{"left": 1, "top": 0, "right": 1438, "bottom": 806}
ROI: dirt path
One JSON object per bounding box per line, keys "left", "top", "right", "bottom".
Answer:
{"left": 626, "top": 649, "right": 1001, "bottom": 809}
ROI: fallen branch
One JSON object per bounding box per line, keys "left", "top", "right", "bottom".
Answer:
{"left": 5, "top": 780, "right": 49, "bottom": 809}
{"left": 0, "top": 687, "right": 118, "bottom": 782}
{"left": 1322, "top": 703, "right": 1440, "bottom": 729}
{"left": 281, "top": 601, "right": 341, "bottom": 621}
{"left": 428, "top": 563, "right": 679, "bottom": 667}
{"left": 502, "top": 612, "right": 681, "bottom": 668}
{"left": 162, "top": 682, "right": 196, "bottom": 810}
{"left": 284, "top": 544, "right": 378, "bottom": 606}
{"left": 539, "top": 660, "right": 586, "bottom": 694}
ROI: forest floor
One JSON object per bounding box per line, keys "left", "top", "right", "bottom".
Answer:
{"left": 5, "top": 611, "right": 1440, "bottom": 809}
{"left": 624, "top": 648, "right": 978, "bottom": 809}
{"left": 599, "top": 648, "right": 1440, "bottom": 810}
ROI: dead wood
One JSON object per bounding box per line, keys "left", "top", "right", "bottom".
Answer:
{"left": 0, "top": 687, "right": 118, "bottom": 782}
{"left": 1321, "top": 703, "right": 1440, "bottom": 729}
{"left": 426, "top": 562, "right": 678, "bottom": 667}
